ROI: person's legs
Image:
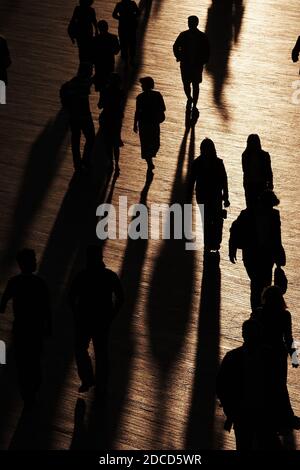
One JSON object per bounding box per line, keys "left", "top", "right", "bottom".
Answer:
{"left": 119, "top": 29, "right": 129, "bottom": 62}
{"left": 75, "top": 330, "right": 95, "bottom": 391}
{"left": 93, "top": 332, "right": 109, "bottom": 395}
{"left": 81, "top": 116, "right": 95, "bottom": 167}
{"left": 70, "top": 120, "right": 82, "bottom": 170}
{"left": 192, "top": 81, "right": 200, "bottom": 107}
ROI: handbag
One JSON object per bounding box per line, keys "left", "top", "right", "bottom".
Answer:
{"left": 274, "top": 266, "right": 288, "bottom": 294}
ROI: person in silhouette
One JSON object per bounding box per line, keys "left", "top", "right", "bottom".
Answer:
{"left": 173, "top": 16, "right": 210, "bottom": 111}
{"left": 242, "top": 134, "right": 273, "bottom": 207}
{"left": 134, "top": 76, "right": 166, "bottom": 172}
{"left": 217, "top": 319, "right": 282, "bottom": 450}
{"left": 229, "top": 190, "right": 286, "bottom": 311}
{"left": 69, "top": 246, "right": 124, "bottom": 393}
{"left": 0, "top": 249, "right": 51, "bottom": 406}
{"left": 189, "top": 138, "right": 230, "bottom": 252}
{"left": 98, "top": 73, "right": 124, "bottom": 175}
{"left": 60, "top": 63, "right": 95, "bottom": 172}
{"left": 68, "top": 0, "right": 98, "bottom": 63}
{"left": 292, "top": 36, "right": 300, "bottom": 72}
{"left": 93, "top": 20, "right": 120, "bottom": 93}
{"left": 112, "top": 0, "right": 140, "bottom": 64}
{"left": 0, "top": 36, "right": 11, "bottom": 86}
{"left": 251, "top": 286, "right": 300, "bottom": 430}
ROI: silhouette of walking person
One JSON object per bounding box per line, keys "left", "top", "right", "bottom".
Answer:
{"left": 0, "top": 36, "right": 11, "bottom": 86}
{"left": 112, "top": 0, "right": 140, "bottom": 65}
{"left": 69, "top": 246, "right": 124, "bottom": 394}
{"left": 68, "top": 0, "right": 98, "bottom": 63}
{"left": 189, "top": 138, "right": 230, "bottom": 252}
{"left": 292, "top": 36, "right": 300, "bottom": 73}
{"left": 229, "top": 190, "right": 286, "bottom": 311}
{"left": 242, "top": 134, "right": 273, "bottom": 208}
{"left": 60, "top": 63, "right": 95, "bottom": 172}
{"left": 134, "top": 76, "right": 166, "bottom": 172}
{"left": 0, "top": 249, "right": 51, "bottom": 407}
{"left": 173, "top": 16, "right": 210, "bottom": 114}
{"left": 93, "top": 20, "right": 120, "bottom": 94}
{"left": 251, "top": 286, "right": 300, "bottom": 431}
{"left": 217, "top": 319, "right": 282, "bottom": 450}
{"left": 98, "top": 73, "right": 124, "bottom": 175}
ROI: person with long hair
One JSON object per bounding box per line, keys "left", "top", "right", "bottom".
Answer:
{"left": 242, "top": 134, "right": 273, "bottom": 207}
{"left": 190, "top": 138, "right": 230, "bottom": 252}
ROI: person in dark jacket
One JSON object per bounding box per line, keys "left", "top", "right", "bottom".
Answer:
{"left": 113, "top": 0, "right": 140, "bottom": 64}
{"left": 93, "top": 20, "right": 120, "bottom": 93}
{"left": 134, "top": 76, "right": 166, "bottom": 172}
{"left": 189, "top": 138, "right": 230, "bottom": 252}
{"left": 292, "top": 36, "right": 300, "bottom": 73}
{"left": 173, "top": 16, "right": 210, "bottom": 110}
{"left": 98, "top": 73, "right": 124, "bottom": 175}
{"left": 217, "top": 319, "right": 282, "bottom": 450}
{"left": 60, "top": 63, "right": 95, "bottom": 172}
{"left": 229, "top": 190, "right": 286, "bottom": 311}
{"left": 0, "top": 249, "right": 51, "bottom": 406}
{"left": 69, "top": 246, "right": 124, "bottom": 393}
{"left": 68, "top": 0, "right": 98, "bottom": 63}
{"left": 242, "top": 134, "right": 273, "bottom": 207}
{"left": 0, "top": 36, "right": 11, "bottom": 86}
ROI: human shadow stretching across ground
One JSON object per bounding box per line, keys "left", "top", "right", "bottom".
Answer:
{"left": 205, "top": 0, "right": 245, "bottom": 119}
{"left": 144, "top": 128, "right": 195, "bottom": 444}
{"left": 0, "top": 109, "right": 69, "bottom": 278}
{"left": 185, "top": 251, "right": 221, "bottom": 449}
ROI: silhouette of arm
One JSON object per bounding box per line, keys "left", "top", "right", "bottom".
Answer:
{"left": 173, "top": 33, "right": 183, "bottom": 62}
{"left": 229, "top": 215, "right": 244, "bottom": 263}
{"left": 187, "top": 160, "right": 197, "bottom": 202}
{"left": 284, "top": 311, "right": 294, "bottom": 357}
{"left": 273, "top": 211, "right": 286, "bottom": 267}
{"left": 91, "top": 9, "right": 98, "bottom": 35}
{"left": 221, "top": 161, "right": 230, "bottom": 206}
{"left": 112, "top": 4, "right": 120, "bottom": 20}
{"left": 292, "top": 37, "right": 300, "bottom": 63}
{"left": 0, "top": 280, "right": 13, "bottom": 313}
{"left": 68, "top": 7, "right": 79, "bottom": 42}
{"left": 265, "top": 152, "right": 273, "bottom": 189}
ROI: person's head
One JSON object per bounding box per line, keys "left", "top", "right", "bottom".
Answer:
{"left": 261, "top": 285, "right": 287, "bottom": 311}
{"left": 140, "top": 76, "right": 154, "bottom": 91}
{"left": 242, "top": 319, "right": 262, "bottom": 346}
{"left": 258, "top": 189, "right": 280, "bottom": 209}
{"left": 77, "top": 61, "right": 93, "bottom": 79}
{"left": 86, "top": 245, "right": 104, "bottom": 270}
{"left": 246, "top": 134, "right": 262, "bottom": 153}
{"left": 80, "top": 0, "right": 94, "bottom": 7}
{"left": 200, "top": 138, "right": 217, "bottom": 158}
{"left": 17, "top": 249, "right": 37, "bottom": 274}
{"left": 98, "top": 20, "right": 109, "bottom": 33}
{"left": 188, "top": 15, "right": 199, "bottom": 30}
